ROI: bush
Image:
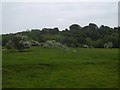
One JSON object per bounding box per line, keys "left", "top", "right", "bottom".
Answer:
{"left": 83, "top": 44, "right": 89, "bottom": 48}
{"left": 46, "top": 40, "right": 55, "bottom": 47}
{"left": 22, "top": 41, "right": 30, "bottom": 49}
{"left": 5, "top": 34, "right": 30, "bottom": 51}
{"left": 41, "top": 40, "right": 66, "bottom": 48}
{"left": 104, "top": 42, "right": 113, "bottom": 49}
{"left": 31, "top": 40, "right": 40, "bottom": 46}
{"left": 42, "top": 43, "right": 50, "bottom": 48}
{"left": 6, "top": 40, "right": 14, "bottom": 49}
{"left": 90, "top": 46, "right": 94, "bottom": 48}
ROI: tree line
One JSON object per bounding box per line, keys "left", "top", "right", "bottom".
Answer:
{"left": 1, "top": 23, "right": 120, "bottom": 48}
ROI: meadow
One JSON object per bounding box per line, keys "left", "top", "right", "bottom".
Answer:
{"left": 2, "top": 47, "right": 118, "bottom": 88}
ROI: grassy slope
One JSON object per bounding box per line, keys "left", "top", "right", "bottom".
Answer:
{"left": 2, "top": 47, "right": 118, "bottom": 88}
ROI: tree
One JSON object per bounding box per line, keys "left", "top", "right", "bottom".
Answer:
{"left": 95, "top": 39, "right": 104, "bottom": 48}
{"left": 6, "top": 34, "right": 30, "bottom": 51}
{"left": 2, "top": 23, "right": 118, "bottom": 48}
{"left": 62, "top": 37, "right": 78, "bottom": 47}
{"left": 86, "top": 38, "right": 94, "bottom": 46}
{"left": 69, "top": 24, "right": 81, "bottom": 31}
{"left": 89, "top": 23, "right": 98, "bottom": 31}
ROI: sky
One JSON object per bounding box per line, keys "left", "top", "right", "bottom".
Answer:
{"left": 1, "top": 0, "right": 119, "bottom": 34}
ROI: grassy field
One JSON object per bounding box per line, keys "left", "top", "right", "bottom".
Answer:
{"left": 2, "top": 47, "right": 118, "bottom": 88}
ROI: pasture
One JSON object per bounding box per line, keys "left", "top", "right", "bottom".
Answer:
{"left": 2, "top": 47, "right": 118, "bottom": 88}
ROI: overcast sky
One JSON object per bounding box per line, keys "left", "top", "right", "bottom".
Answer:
{"left": 2, "top": 1, "right": 118, "bottom": 34}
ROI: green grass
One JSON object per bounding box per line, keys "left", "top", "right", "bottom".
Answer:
{"left": 2, "top": 47, "right": 118, "bottom": 88}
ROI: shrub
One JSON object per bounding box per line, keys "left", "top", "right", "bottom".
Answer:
{"left": 90, "top": 46, "right": 94, "bottom": 48}
{"left": 31, "top": 40, "right": 40, "bottom": 46}
{"left": 73, "top": 50, "right": 77, "bottom": 53}
{"left": 6, "top": 40, "right": 14, "bottom": 49}
{"left": 5, "top": 34, "right": 30, "bottom": 51}
{"left": 104, "top": 42, "right": 113, "bottom": 49}
{"left": 46, "top": 40, "right": 54, "bottom": 47}
{"left": 22, "top": 41, "right": 30, "bottom": 49}
{"left": 42, "top": 43, "right": 50, "bottom": 48}
{"left": 83, "top": 44, "right": 89, "bottom": 48}
{"left": 41, "top": 40, "right": 66, "bottom": 48}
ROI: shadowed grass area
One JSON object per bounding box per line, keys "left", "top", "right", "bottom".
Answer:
{"left": 2, "top": 47, "right": 118, "bottom": 88}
